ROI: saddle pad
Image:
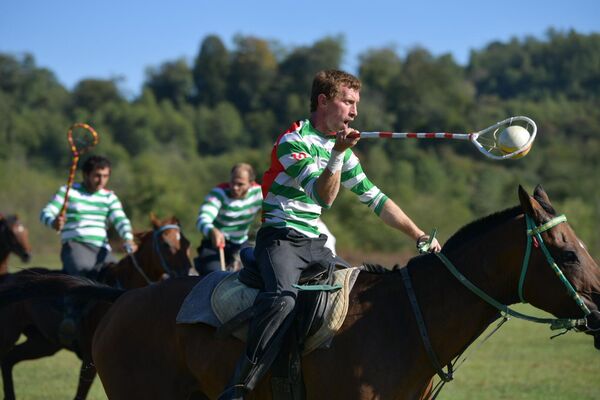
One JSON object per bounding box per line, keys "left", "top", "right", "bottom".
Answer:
{"left": 176, "top": 268, "right": 361, "bottom": 355}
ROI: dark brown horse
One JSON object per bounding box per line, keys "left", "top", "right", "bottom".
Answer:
{"left": 0, "top": 214, "right": 32, "bottom": 276}
{"left": 0, "top": 214, "right": 192, "bottom": 400}
{"left": 4, "top": 186, "right": 600, "bottom": 399}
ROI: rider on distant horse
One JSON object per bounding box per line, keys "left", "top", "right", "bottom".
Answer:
{"left": 193, "top": 163, "right": 263, "bottom": 276}
{"left": 40, "top": 155, "right": 137, "bottom": 342}
{"left": 219, "top": 69, "right": 441, "bottom": 399}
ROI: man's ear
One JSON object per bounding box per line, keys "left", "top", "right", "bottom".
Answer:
{"left": 317, "top": 93, "right": 328, "bottom": 108}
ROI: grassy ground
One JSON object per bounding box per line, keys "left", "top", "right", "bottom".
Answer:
{"left": 2, "top": 257, "right": 598, "bottom": 399}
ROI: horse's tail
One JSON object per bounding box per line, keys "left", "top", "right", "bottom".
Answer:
{"left": 0, "top": 269, "right": 125, "bottom": 307}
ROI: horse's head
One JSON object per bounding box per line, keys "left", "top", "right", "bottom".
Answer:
{"left": 146, "top": 212, "right": 192, "bottom": 278}
{"left": 518, "top": 185, "right": 600, "bottom": 349}
{"left": 0, "top": 214, "right": 32, "bottom": 263}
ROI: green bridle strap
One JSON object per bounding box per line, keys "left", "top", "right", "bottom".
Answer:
{"left": 519, "top": 215, "right": 591, "bottom": 316}
{"left": 435, "top": 252, "right": 584, "bottom": 330}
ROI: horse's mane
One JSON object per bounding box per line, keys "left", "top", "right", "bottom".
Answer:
{"left": 0, "top": 269, "right": 122, "bottom": 306}
{"left": 443, "top": 205, "right": 522, "bottom": 252}
{"left": 359, "top": 206, "right": 523, "bottom": 274}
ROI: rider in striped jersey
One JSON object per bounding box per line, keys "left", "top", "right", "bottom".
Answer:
{"left": 220, "top": 70, "right": 441, "bottom": 399}
{"left": 40, "top": 155, "right": 136, "bottom": 279}
{"left": 194, "top": 163, "right": 262, "bottom": 276}
{"left": 40, "top": 155, "right": 136, "bottom": 343}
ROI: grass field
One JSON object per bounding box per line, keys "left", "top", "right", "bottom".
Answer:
{"left": 2, "top": 258, "right": 598, "bottom": 399}
{"left": 1, "top": 305, "right": 598, "bottom": 399}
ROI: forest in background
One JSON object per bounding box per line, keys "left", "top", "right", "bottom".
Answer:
{"left": 1, "top": 28, "right": 599, "bottom": 262}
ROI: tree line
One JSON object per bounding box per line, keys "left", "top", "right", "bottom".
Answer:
{"left": 1, "top": 28, "right": 599, "bottom": 260}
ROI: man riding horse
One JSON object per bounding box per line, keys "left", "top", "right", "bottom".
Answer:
{"left": 218, "top": 69, "right": 441, "bottom": 399}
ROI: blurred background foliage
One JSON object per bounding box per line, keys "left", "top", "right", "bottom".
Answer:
{"left": 1, "top": 28, "right": 599, "bottom": 263}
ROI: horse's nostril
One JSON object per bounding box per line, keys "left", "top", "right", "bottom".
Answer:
{"left": 21, "top": 253, "right": 31, "bottom": 263}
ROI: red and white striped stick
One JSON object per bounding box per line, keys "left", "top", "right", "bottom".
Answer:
{"left": 357, "top": 131, "right": 471, "bottom": 140}
{"left": 352, "top": 116, "right": 537, "bottom": 160}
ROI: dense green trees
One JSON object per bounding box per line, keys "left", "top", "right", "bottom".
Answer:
{"left": 1, "top": 29, "right": 599, "bottom": 261}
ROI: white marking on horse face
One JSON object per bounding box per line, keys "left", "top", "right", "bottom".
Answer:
{"left": 15, "top": 224, "right": 25, "bottom": 233}
{"left": 175, "top": 232, "right": 181, "bottom": 241}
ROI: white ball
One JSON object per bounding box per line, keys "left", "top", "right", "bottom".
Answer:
{"left": 498, "top": 125, "right": 531, "bottom": 158}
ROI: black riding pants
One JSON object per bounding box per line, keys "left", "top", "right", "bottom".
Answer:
{"left": 240, "top": 226, "right": 334, "bottom": 389}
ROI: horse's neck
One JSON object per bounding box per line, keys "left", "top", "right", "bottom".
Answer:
{"left": 112, "top": 238, "right": 157, "bottom": 288}
{"left": 409, "top": 217, "right": 526, "bottom": 367}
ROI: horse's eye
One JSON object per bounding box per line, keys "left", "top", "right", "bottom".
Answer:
{"left": 559, "top": 251, "right": 579, "bottom": 266}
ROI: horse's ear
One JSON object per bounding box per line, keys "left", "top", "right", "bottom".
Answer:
{"left": 149, "top": 212, "right": 160, "bottom": 228}
{"left": 171, "top": 216, "right": 181, "bottom": 225}
{"left": 532, "top": 184, "right": 556, "bottom": 215}
{"left": 518, "top": 185, "right": 549, "bottom": 220}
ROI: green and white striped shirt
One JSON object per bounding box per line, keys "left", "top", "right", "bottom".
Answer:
{"left": 261, "top": 119, "right": 388, "bottom": 237}
{"left": 40, "top": 183, "right": 134, "bottom": 249}
{"left": 196, "top": 183, "right": 263, "bottom": 244}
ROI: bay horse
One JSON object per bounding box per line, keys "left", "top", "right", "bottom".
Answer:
{"left": 4, "top": 186, "right": 600, "bottom": 399}
{"left": 0, "top": 214, "right": 32, "bottom": 276}
{"left": 0, "top": 214, "right": 192, "bottom": 400}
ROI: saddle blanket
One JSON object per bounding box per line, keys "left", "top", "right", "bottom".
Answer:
{"left": 176, "top": 268, "right": 361, "bottom": 354}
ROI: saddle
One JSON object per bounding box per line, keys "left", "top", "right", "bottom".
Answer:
{"left": 211, "top": 253, "right": 357, "bottom": 350}
{"left": 176, "top": 249, "right": 360, "bottom": 399}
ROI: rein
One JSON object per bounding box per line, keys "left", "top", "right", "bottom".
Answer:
{"left": 436, "top": 214, "right": 590, "bottom": 330}
{"left": 403, "top": 213, "right": 591, "bottom": 398}
{"left": 127, "top": 224, "right": 181, "bottom": 284}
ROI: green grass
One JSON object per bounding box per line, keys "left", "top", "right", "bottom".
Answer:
{"left": 0, "top": 349, "right": 107, "bottom": 400}
{"left": 1, "top": 305, "right": 597, "bottom": 399}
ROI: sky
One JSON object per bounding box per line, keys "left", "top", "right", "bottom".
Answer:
{"left": 2, "top": 0, "right": 599, "bottom": 97}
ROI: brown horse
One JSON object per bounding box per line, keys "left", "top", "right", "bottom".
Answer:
{"left": 0, "top": 214, "right": 32, "bottom": 276}
{"left": 0, "top": 214, "right": 192, "bottom": 400}
{"left": 4, "top": 186, "right": 600, "bottom": 399}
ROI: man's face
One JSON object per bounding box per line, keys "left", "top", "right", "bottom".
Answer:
{"left": 83, "top": 167, "right": 110, "bottom": 192}
{"left": 321, "top": 85, "right": 360, "bottom": 133}
{"left": 230, "top": 170, "right": 252, "bottom": 199}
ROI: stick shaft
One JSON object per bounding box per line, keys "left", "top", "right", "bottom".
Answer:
{"left": 219, "top": 246, "right": 226, "bottom": 271}
{"left": 359, "top": 132, "right": 472, "bottom": 140}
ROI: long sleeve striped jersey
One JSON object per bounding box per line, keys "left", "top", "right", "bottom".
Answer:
{"left": 261, "top": 119, "right": 389, "bottom": 238}
{"left": 195, "top": 182, "right": 263, "bottom": 244}
{"left": 40, "top": 183, "right": 134, "bottom": 249}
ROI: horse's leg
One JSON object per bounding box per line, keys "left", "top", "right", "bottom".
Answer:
{"left": 73, "top": 358, "right": 96, "bottom": 400}
{"left": 1, "top": 331, "right": 60, "bottom": 400}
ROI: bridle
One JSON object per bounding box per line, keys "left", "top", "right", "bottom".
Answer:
{"left": 402, "top": 213, "right": 595, "bottom": 396}
{"left": 436, "top": 214, "right": 591, "bottom": 330}
{"left": 128, "top": 224, "right": 183, "bottom": 284}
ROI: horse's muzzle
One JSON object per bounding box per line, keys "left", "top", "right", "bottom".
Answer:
{"left": 586, "top": 310, "right": 600, "bottom": 350}
{"left": 19, "top": 252, "right": 31, "bottom": 263}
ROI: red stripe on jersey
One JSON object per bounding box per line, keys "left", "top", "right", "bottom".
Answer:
{"left": 261, "top": 121, "right": 301, "bottom": 199}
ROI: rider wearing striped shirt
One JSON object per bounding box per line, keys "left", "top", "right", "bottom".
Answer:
{"left": 194, "top": 163, "right": 262, "bottom": 276}
{"left": 220, "top": 70, "right": 441, "bottom": 399}
{"left": 40, "top": 155, "right": 136, "bottom": 280}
